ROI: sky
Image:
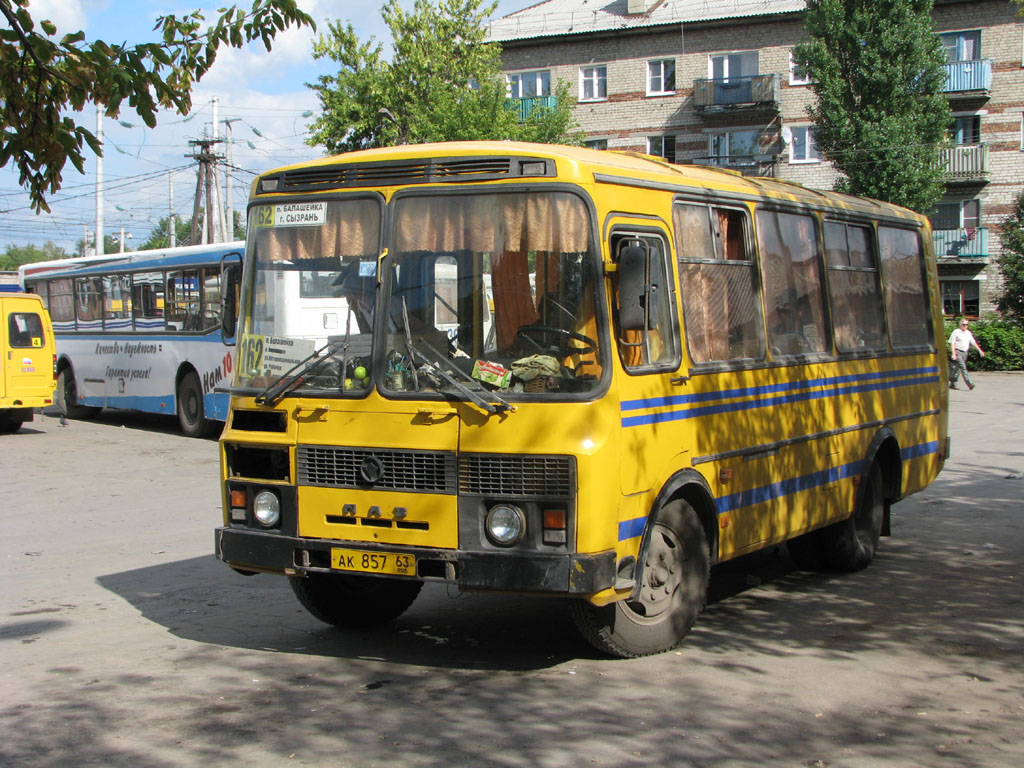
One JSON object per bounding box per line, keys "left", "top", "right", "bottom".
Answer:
{"left": 1, "top": 0, "right": 531, "bottom": 255}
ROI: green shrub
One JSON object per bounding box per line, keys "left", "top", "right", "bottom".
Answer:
{"left": 942, "top": 317, "right": 1024, "bottom": 371}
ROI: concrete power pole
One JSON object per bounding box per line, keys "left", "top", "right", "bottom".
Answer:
{"left": 186, "top": 137, "right": 224, "bottom": 245}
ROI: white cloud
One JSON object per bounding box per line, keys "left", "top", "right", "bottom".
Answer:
{"left": 26, "top": 0, "right": 91, "bottom": 33}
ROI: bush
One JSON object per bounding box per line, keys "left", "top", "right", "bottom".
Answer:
{"left": 942, "top": 317, "right": 1024, "bottom": 371}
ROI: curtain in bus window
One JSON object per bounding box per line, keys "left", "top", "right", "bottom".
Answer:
{"left": 48, "top": 278, "right": 75, "bottom": 332}
{"left": 879, "top": 226, "right": 931, "bottom": 347}
{"left": 75, "top": 276, "right": 103, "bottom": 331}
{"left": 132, "top": 272, "right": 165, "bottom": 331}
{"left": 256, "top": 198, "right": 381, "bottom": 263}
{"left": 757, "top": 210, "right": 828, "bottom": 356}
{"left": 824, "top": 222, "right": 886, "bottom": 352}
{"left": 674, "top": 204, "right": 764, "bottom": 363}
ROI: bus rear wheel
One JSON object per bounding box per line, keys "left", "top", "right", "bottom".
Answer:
{"left": 571, "top": 499, "right": 709, "bottom": 658}
{"left": 289, "top": 573, "right": 423, "bottom": 628}
{"left": 823, "top": 461, "right": 884, "bottom": 572}
{"left": 176, "top": 371, "right": 215, "bottom": 438}
{"left": 57, "top": 367, "right": 100, "bottom": 420}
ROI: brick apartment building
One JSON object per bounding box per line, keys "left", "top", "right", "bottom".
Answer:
{"left": 488, "top": 0, "right": 1024, "bottom": 317}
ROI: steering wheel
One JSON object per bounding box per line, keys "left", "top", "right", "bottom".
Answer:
{"left": 515, "top": 325, "right": 597, "bottom": 359}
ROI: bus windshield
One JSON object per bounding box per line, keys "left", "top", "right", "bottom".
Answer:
{"left": 238, "top": 190, "right": 604, "bottom": 399}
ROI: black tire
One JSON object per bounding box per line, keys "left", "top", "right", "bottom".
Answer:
{"left": 0, "top": 414, "right": 23, "bottom": 433}
{"left": 176, "top": 371, "right": 215, "bottom": 438}
{"left": 786, "top": 528, "right": 828, "bottom": 570}
{"left": 822, "top": 461, "right": 884, "bottom": 572}
{"left": 57, "top": 367, "right": 101, "bottom": 420}
{"left": 289, "top": 573, "right": 423, "bottom": 628}
{"left": 571, "top": 499, "right": 710, "bottom": 658}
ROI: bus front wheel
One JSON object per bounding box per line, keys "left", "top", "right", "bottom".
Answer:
{"left": 571, "top": 499, "right": 710, "bottom": 658}
{"left": 289, "top": 573, "right": 423, "bottom": 628}
{"left": 176, "top": 371, "right": 214, "bottom": 438}
{"left": 57, "top": 367, "right": 100, "bottom": 420}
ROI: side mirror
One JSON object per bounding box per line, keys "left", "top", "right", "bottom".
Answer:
{"left": 618, "top": 244, "right": 648, "bottom": 331}
{"left": 221, "top": 261, "right": 241, "bottom": 342}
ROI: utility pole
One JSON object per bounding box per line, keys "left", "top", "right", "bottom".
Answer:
{"left": 223, "top": 118, "right": 241, "bottom": 241}
{"left": 168, "top": 173, "right": 176, "bottom": 248}
{"left": 186, "top": 136, "right": 225, "bottom": 245}
{"left": 96, "top": 108, "right": 104, "bottom": 255}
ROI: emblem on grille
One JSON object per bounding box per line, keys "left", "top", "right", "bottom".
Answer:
{"left": 359, "top": 455, "right": 385, "bottom": 484}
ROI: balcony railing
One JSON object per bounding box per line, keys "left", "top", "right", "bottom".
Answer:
{"left": 693, "top": 74, "right": 781, "bottom": 111}
{"left": 506, "top": 96, "right": 558, "bottom": 122}
{"left": 943, "top": 59, "right": 992, "bottom": 95}
{"left": 938, "top": 143, "right": 989, "bottom": 182}
{"left": 933, "top": 227, "right": 989, "bottom": 259}
{"left": 692, "top": 155, "right": 779, "bottom": 177}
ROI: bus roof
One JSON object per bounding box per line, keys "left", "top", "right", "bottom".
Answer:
{"left": 20, "top": 241, "right": 245, "bottom": 283}
{"left": 252, "top": 141, "right": 922, "bottom": 224}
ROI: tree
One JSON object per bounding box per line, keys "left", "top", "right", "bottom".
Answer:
{"left": 0, "top": 241, "right": 67, "bottom": 270}
{"left": 306, "top": 0, "right": 580, "bottom": 153}
{"left": 0, "top": 0, "right": 314, "bottom": 213}
{"left": 139, "top": 210, "right": 245, "bottom": 250}
{"left": 996, "top": 190, "right": 1024, "bottom": 326}
{"left": 793, "top": 0, "right": 951, "bottom": 213}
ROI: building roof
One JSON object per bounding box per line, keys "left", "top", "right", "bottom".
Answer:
{"left": 487, "top": 0, "right": 806, "bottom": 43}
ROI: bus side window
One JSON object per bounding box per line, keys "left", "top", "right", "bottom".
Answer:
{"left": 613, "top": 233, "right": 678, "bottom": 371}
{"left": 132, "top": 272, "right": 166, "bottom": 332}
{"left": 674, "top": 203, "right": 765, "bottom": 363}
{"left": 879, "top": 226, "right": 931, "bottom": 348}
{"left": 825, "top": 222, "right": 886, "bottom": 351}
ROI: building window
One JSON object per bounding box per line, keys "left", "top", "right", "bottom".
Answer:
{"left": 709, "top": 130, "right": 759, "bottom": 165}
{"left": 941, "top": 280, "right": 980, "bottom": 317}
{"left": 579, "top": 66, "right": 607, "bottom": 101}
{"left": 710, "top": 51, "right": 758, "bottom": 80}
{"left": 584, "top": 139, "right": 608, "bottom": 150}
{"left": 647, "top": 59, "right": 676, "bottom": 95}
{"left": 951, "top": 115, "right": 981, "bottom": 145}
{"left": 940, "top": 30, "right": 981, "bottom": 62}
{"left": 506, "top": 70, "right": 550, "bottom": 98}
{"left": 789, "top": 125, "right": 821, "bottom": 163}
{"left": 931, "top": 199, "right": 980, "bottom": 231}
{"left": 789, "top": 51, "right": 811, "bottom": 85}
{"left": 647, "top": 135, "right": 676, "bottom": 163}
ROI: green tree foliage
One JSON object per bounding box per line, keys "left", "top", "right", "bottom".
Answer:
{"left": 139, "top": 211, "right": 246, "bottom": 250}
{"left": 306, "top": 0, "right": 581, "bottom": 153}
{"left": 0, "top": 0, "right": 314, "bottom": 213}
{"left": 996, "top": 190, "right": 1024, "bottom": 327}
{"left": 0, "top": 241, "right": 67, "bottom": 270}
{"left": 793, "top": 0, "right": 951, "bottom": 213}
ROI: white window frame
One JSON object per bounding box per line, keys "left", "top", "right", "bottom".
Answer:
{"left": 647, "top": 59, "right": 676, "bottom": 96}
{"left": 506, "top": 70, "right": 550, "bottom": 99}
{"left": 789, "top": 51, "right": 811, "bottom": 86}
{"left": 788, "top": 125, "right": 822, "bottom": 163}
{"left": 579, "top": 66, "right": 607, "bottom": 102}
{"left": 940, "top": 29, "right": 981, "bottom": 62}
{"left": 709, "top": 51, "right": 758, "bottom": 81}
{"left": 647, "top": 135, "right": 676, "bottom": 163}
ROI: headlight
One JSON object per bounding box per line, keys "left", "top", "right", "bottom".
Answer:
{"left": 253, "top": 490, "right": 281, "bottom": 527}
{"left": 485, "top": 504, "right": 525, "bottom": 547}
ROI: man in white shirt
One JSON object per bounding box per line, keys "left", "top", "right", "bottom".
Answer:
{"left": 949, "top": 318, "right": 985, "bottom": 390}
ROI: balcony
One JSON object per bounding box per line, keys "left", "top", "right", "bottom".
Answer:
{"left": 506, "top": 96, "right": 558, "bottom": 122}
{"left": 933, "top": 227, "right": 989, "bottom": 261}
{"left": 692, "top": 155, "right": 779, "bottom": 177}
{"left": 943, "top": 59, "right": 992, "bottom": 97}
{"left": 693, "top": 74, "right": 781, "bottom": 112}
{"left": 938, "top": 143, "right": 989, "bottom": 184}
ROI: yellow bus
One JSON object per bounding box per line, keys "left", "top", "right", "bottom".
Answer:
{"left": 215, "top": 142, "right": 948, "bottom": 657}
{"left": 1, "top": 292, "right": 56, "bottom": 432}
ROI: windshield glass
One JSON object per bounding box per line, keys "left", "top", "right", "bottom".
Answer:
{"left": 233, "top": 190, "right": 604, "bottom": 401}
{"left": 383, "top": 191, "right": 603, "bottom": 398}
{"left": 235, "top": 197, "right": 381, "bottom": 392}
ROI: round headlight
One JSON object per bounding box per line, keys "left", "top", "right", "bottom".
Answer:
{"left": 253, "top": 490, "right": 281, "bottom": 527}
{"left": 485, "top": 504, "right": 525, "bottom": 547}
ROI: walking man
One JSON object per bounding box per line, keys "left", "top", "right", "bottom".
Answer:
{"left": 949, "top": 318, "right": 985, "bottom": 390}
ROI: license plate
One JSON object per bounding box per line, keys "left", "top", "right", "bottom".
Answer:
{"left": 330, "top": 548, "right": 416, "bottom": 576}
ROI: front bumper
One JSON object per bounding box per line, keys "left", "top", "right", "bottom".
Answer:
{"left": 215, "top": 526, "right": 615, "bottom": 594}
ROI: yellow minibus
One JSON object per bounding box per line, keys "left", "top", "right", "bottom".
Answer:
{"left": 215, "top": 142, "right": 947, "bottom": 656}
{"left": 1, "top": 292, "right": 56, "bottom": 432}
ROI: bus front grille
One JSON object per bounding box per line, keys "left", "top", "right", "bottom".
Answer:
{"left": 297, "top": 446, "right": 457, "bottom": 494}
{"left": 458, "top": 454, "right": 576, "bottom": 498}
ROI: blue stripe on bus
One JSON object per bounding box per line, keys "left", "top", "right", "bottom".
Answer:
{"left": 621, "top": 369, "right": 940, "bottom": 428}
{"left": 616, "top": 440, "right": 940, "bottom": 542}
{"left": 620, "top": 366, "right": 939, "bottom": 412}
{"left": 81, "top": 391, "right": 230, "bottom": 419}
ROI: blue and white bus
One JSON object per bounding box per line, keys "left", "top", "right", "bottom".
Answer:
{"left": 20, "top": 242, "right": 244, "bottom": 437}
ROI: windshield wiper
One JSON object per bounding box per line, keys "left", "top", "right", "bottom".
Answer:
{"left": 255, "top": 339, "right": 341, "bottom": 406}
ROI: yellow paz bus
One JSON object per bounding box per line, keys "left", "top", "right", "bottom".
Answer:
{"left": 215, "top": 141, "right": 948, "bottom": 657}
